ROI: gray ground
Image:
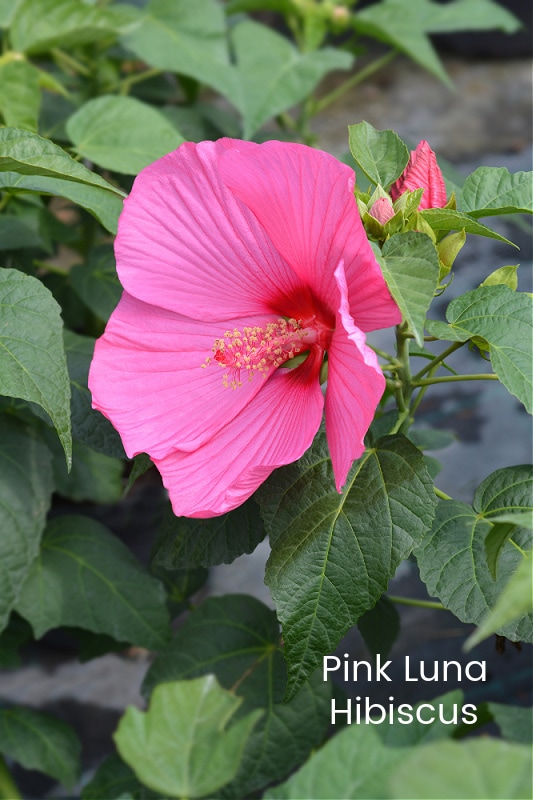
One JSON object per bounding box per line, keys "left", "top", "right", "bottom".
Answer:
{"left": 2, "top": 44, "right": 532, "bottom": 799}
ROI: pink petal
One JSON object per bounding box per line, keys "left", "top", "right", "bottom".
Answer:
{"left": 325, "top": 263, "right": 386, "bottom": 491}
{"left": 153, "top": 352, "right": 325, "bottom": 517}
{"left": 88, "top": 292, "right": 281, "bottom": 459}
{"left": 391, "top": 141, "right": 447, "bottom": 210}
{"left": 219, "top": 140, "right": 401, "bottom": 332}
{"left": 115, "top": 139, "right": 303, "bottom": 321}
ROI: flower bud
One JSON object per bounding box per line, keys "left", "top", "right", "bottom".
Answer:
{"left": 391, "top": 140, "right": 447, "bottom": 210}
{"left": 368, "top": 196, "right": 395, "bottom": 224}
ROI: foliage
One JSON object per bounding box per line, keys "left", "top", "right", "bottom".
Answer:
{"left": 0, "top": 1, "right": 530, "bottom": 798}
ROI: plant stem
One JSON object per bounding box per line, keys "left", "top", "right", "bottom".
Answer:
{"left": 387, "top": 595, "right": 446, "bottom": 610}
{"left": 412, "top": 340, "right": 465, "bottom": 381}
{"left": 51, "top": 48, "right": 91, "bottom": 77}
{"left": 412, "top": 373, "right": 498, "bottom": 387}
{"left": 118, "top": 67, "right": 162, "bottom": 96}
{"left": 371, "top": 344, "right": 400, "bottom": 367}
{"left": 314, "top": 49, "right": 397, "bottom": 114}
{"left": 434, "top": 487, "right": 452, "bottom": 501}
{"left": 0, "top": 755, "right": 21, "bottom": 800}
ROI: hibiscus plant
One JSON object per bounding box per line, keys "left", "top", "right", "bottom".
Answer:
{"left": 0, "top": 1, "right": 532, "bottom": 799}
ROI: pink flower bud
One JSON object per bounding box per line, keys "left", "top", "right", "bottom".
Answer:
{"left": 368, "top": 196, "right": 395, "bottom": 224}
{"left": 390, "top": 140, "right": 447, "bottom": 209}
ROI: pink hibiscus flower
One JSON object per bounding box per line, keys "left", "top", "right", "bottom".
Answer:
{"left": 390, "top": 140, "right": 447, "bottom": 210}
{"left": 89, "top": 139, "right": 401, "bottom": 518}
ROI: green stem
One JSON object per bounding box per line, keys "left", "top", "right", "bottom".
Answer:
{"left": 412, "top": 340, "right": 465, "bottom": 381}
{"left": 371, "top": 344, "right": 401, "bottom": 368}
{"left": 412, "top": 373, "right": 498, "bottom": 387}
{"left": 434, "top": 487, "right": 452, "bottom": 501}
{"left": 314, "top": 49, "right": 397, "bottom": 113}
{"left": 51, "top": 48, "right": 91, "bottom": 77}
{"left": 0, "top": 754, "right": 21, "bottom": 800}
{"left": 394, "top": 323, "right": 412, "bottom": 430}
{"left": 117, "top": 67, "right": 162, "bottom": 96}
{"left": 387, "top": 595, "right": 446, "bottom": 610}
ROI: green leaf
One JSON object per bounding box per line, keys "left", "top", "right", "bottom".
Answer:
{"left": 0, "top": 128, "right": 125, "bottom": 233}
{"left": 420, "top": 208, "right": 516, "bottom": 246}
{"left": 259, "top": 432, "right": 437, "bottom": 699}
{"left": 0, "top": 214, "right": 43, "bottom": 250}
{"left": 408, "top": 427, "right": 455, "bottom": 451}
{"left": 266, "top": 723, "right": 403, "bottom": 799}
{"left": 460, "top": 167, "right": 533, "bottom": 217}
{"left": 230, "top": 20, "right": 353, "bottom": 139}
{"left": 379, "top": 232, "right": 440, "bottom": 346}
{"left": 416, "top": 501, "right": 532, "bottom": 644}
{"left": 390, "top": 738, "right": 532, "bottom": 800}
{"left": 70, "top": 245, "right": 122, "bottom": 321}
{"left": 10, "top": 0, "right": 137, "bottom": 54}
{"left": 15, "top": 516, "right": 171, "bottom": 650}
{"left": 0, "top": 59, "right": 40, "bottom": 131}
{"left": 81, "top": 754, "right": 165, "bottom": 800}
{"left": 480, "top": 264, "right": 519, "bottom": 291}
{"left": 427, "top": 286, "right": 533, "bottom": 412}
{"left": 0, "top": 706, "right": 80, "bottom": 788}
{"left": 353, "top": 0, "right": 520, "bottom": 87}
{"left": 488, "top": 703, "right": 533, "bottom": 744}
{"left": 348, "top": 122, "right": 408, "bottom": 187}
{"left": 484, "top": 522, "right": 519, "bottom": 580}
{"left": 143, "top": 595, "right": 331, "bottom": 798}
{"left": 0, "top": 0, "right": 23, "bottom": 27}
{"left": 0, "top": 417, "right": 52, "bottom": 634}
{"left": 64, "top": 330, "right": 125, "bottom": 460}
{"left": 377, "top": 690, "right": 468, "bottom": 748}
{"left": 465, "top": 552, "right": 533, "bottom": 650}
{"left": 357, "top": 596, "right": 400, "bottom": 661}
{"left": 151, "top": 499, "right": 266, "bottom": 570}
{"left": 66, "top": 95, "right": 184, "bottom": 175}
{"left": 0, "top": 268, "right": 71, "bottom": 462}
{"left": 48, "top": 436, "right": 124, "bottom": 504}
{"left": 0, "top": 614, "right": 32, "bottom": 668}
{"left": 121, "top": 0, "right": 235, "bottom": 99}
{"left": 115, "top": 676, "right": 263, "bottom": 798}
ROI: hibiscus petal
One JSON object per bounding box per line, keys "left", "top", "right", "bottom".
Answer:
{"left": 219, "top": 140, "right": 401, "bottom": 332}
{"left": 88, "top": 292, "right": 281, "bottom": 459}
{"left": 115, "top": 139, "right": 303, "bottom": 321}
{"left": 325, "top": 263, "right": 386, "bottom": 491}
{"left": 152, "top": 352, "right": 324, "bottom": 517}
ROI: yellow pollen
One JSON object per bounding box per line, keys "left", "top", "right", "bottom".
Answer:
{"left": 204, "top": 318, "right": 311, "bottom": 389}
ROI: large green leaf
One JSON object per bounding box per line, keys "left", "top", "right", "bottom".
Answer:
{"left": 390, "top": 738, "right": 532, "bottom": 799}
{"left": 0, "top": 268, "right": 71, "bottom": 461}
{"left": 348, "top": 122, "right": 408, "bottom": 188}
{"left": 0, "top": 707, "right": 80, "bottom": 789}
{"left": 69, "top": 245, "right": 122, "bottom": 322}
{"left": 426, "top": 285, "right": 533, "bottom": 413}
{"left": 0, "top": 215, "right": 43, "bottom": 250}
{"left": 151, "top": 498, "right": 266, "bottom": 570}
{"left": 0, "top": 59, "right": 40, "bottom": 131}
{"left": 64, "top": 330, "right": 125, "bottom": 460}
{"left": 229, "top": 20, "right": 353, "bottom": 139}
{"left": 460, "top": 167, "right": 533, "bottom": 217}
{"left": 115, "top": 676, "right": 262, "bottom": 799}
{"left": 15, "top": 516, "right": 171, "bottom": 650}
{"left": 266, "top": 723, "right": 404, "bottom": 799}
{"left": 0, "top": 417, "right": 52, "bottom": 633}
{"left": 259, "top": 432, "right": 437, "bottom": 699}
{"left": 81, "top": 754, "right": 164, "bottom": 800}
{"left": 465, "top": 551, "right": 533, "bottom": 650}
{"left": 420, "top": 208, "right": 516, "bottom": 246}
{"left": 10, "top": 0, "right": 137, "bottom": 54}
{"left": 66, "top": 95, "right": 184, "bottom": 175}
{"left": 121, "top": 0, "right": 236, "bottom": 99}
{"left": 143, "top": 595, "right": 331, "bottom": 798}
{"left": 379, "top": 232, "right": 440, "bottom": 346}
{"left": 0, "top": 128, "right": 125, "bottom": 233}
{"left": 488, "top": 703, "right": 533, "bottom": 744}
{"left": 353, "top": 0, "right": 519, "bottom": 86}
{"left": 0, "top": 0, "right": 23, "bottom": 26}
{"left": 416, "top": 484, "right": 532, "bottom": 642}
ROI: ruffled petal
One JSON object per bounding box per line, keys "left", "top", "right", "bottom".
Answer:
{"left": 115, "top": 139, "right": 303, "bottom": 321}
{"left": 391, "top": 140, "right": 447, "bottom": 210}
{"left": 152, "top": 351, "right": 324, "bottom": 517}
{"left": 325, "top": 263, "right": 386, "bottom": 491}
{"left": 88, "top": 292, "right": 281, "bottom": 459}
{"left": 219, "top": 140, "right": 401, "bottom": 332}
